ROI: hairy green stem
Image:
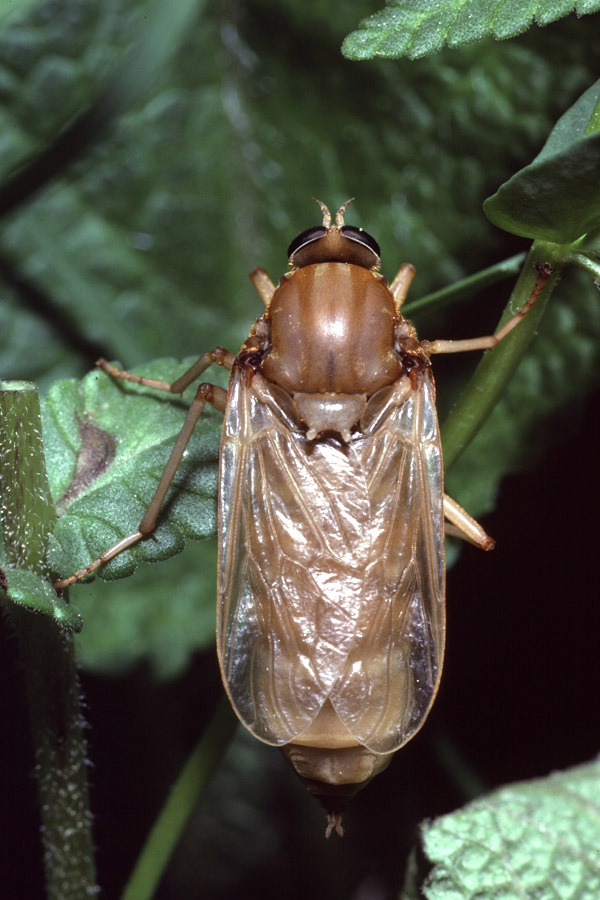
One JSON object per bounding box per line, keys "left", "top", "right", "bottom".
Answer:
{"left": 441, "top": 243, "right": 562, "bottom": 469}
{"left": 0, "top": 382, "right": 98, "bottom": 899}
{"left": 0, "top": 381, "right": 55, "bottom": 572}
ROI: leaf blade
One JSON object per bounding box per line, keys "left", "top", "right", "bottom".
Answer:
{"left": 45, "top": 360, "right": 221, "bottom": 583}
{"left": 483, "top": 131, "right": 600, "bottom": 242}
{"left": 0, "top": 566, "right": 82, "bottom": 632}
{"left": 420, "top": 757, "right": 600, "bottom": 900}
{"left": 342, "top": 0, "right": 600, "bottom": 61}
{"left": 484, "top": 78, "right": 600, "bottom": 241}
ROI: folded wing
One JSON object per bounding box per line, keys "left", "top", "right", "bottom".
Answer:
{"left": 217, "top": 369, "right": 444, "bottom": 751}
{"left": 329, "top": 374, "right": 445, "bottom": 752}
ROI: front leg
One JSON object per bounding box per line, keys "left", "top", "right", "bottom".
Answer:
{"left": 249, "top": 267, "right": 276, "bottom": 308}
{"left": 97, "top": 346, "right": 236, "bottom": 394}
{"left": 424, "top": 264, "right": 554, "bottom": 356}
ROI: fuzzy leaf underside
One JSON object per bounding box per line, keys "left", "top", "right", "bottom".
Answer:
{"left": 419, "top": 757, "right": 600, "bottom": 900}
{"left": 43, "top": 360, "right": 221, "bottom": 675}
{"left": 0, "top": 566, "right": 82, "bottom": 632}
{"left": 45, "top": 359, "right": 221, "bottom": 582}
{"left": 342, "top": 0, "right": 600, "bottom": 61}
{"left": 484, "top": 79, "right": 600, "bottom": 241}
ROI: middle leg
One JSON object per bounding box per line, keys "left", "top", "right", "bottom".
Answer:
{"left": 443, "top": 493, "right": 495, "bottom": 551}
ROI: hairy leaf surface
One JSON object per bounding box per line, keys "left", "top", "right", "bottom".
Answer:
{"left": 342, "top": 0, "right": 600, "bottom": 60}
{"left": 0, "top": 565, "right": 82, "bottom": 632}
{"left": 45, "top": 359, "right": 221, "bottom": 582}
{"left": 418, "top": 757, "right": 600, "bottom": 900}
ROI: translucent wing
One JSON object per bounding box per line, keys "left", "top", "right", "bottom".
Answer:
{"left": 329, "top": 373, "right": 445, "bottom": 753}
{"left": 217, "top": 368, "right": 444, "bottom": 752}
{"left": 217, "top": 368, "right": 376, "bottom": 744}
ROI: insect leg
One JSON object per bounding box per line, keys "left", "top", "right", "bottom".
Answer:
{"left": 389, "top": 263, "right": 417, "bottom": 311}
{"left": 53, "top": 380, "right": 228, "bottom": 589}
{"left": 97, "top": 347, "right": 236, "bottom": 394}
{"left": 424, "top": 263, "right": 554, "bottom": 355}
{"left": 443, "top": 494, "right": 495, "bottom": 551}
{"left": 249, "top": 267, "right": 276, "bottom": 307}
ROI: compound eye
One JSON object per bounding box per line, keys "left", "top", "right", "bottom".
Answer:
{"left": 340, "top": 225, "right": 381, "bottom": 259}
{"left": 287, "top": 226, "right": 327, "bottom": 259}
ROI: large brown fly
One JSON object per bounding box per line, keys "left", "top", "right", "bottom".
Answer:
{"left": 55, "top": 200, "right": 552, "bottom": 836}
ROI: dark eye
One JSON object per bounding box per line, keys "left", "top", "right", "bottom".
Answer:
{"left": 340, "top": 226, "right": 380, "bottom": 258}
{"left": 287, "top": 226, "right": 327, "bottom": 259}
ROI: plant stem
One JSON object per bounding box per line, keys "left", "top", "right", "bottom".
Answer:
{"left": 568, "top": 252, "right": 600, "bottom": 282}
{"left": 404, "top": 252, "right": 527, "bottom": 316}
{"left": 0, "top": 381, "right": 56, "bottom": 572}
{"left": 441, "top": 243, "right": 561, "bottom": 469}
{"left": 120, "top": 697, "right": 237, "bottom": 900}
{"left": 0, "top": 382, "right": 98, "bottom": 899}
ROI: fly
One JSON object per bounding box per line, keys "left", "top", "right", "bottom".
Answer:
{"left": 55, "top": 200, "right": 553, "bottom": 837}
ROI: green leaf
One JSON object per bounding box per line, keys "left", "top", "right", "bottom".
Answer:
{"left": 0, "top": 0, "right": 206, "bottom": 211}
{"left": 533, "top": 77, "right": 600, "bottom": 159}
{"left": 342, "top": 0, "right": 600, "bottom": 61}
{"left": 484, "top": 79, "right": 600, "bottom": 242}
{"left": 420, "top": 757, "right": 600, "bottom": 900}
{"left": 0, "top": 5, "right": 129, "bottom": 184}
{"left": 44, "top": 359, "right": 221, "bottom": 583}
{"left": 0, "top": 0, "right": 37, "bottom": 25}
{"left": 0, "top": 566, "right": 82, "bottom": 632}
